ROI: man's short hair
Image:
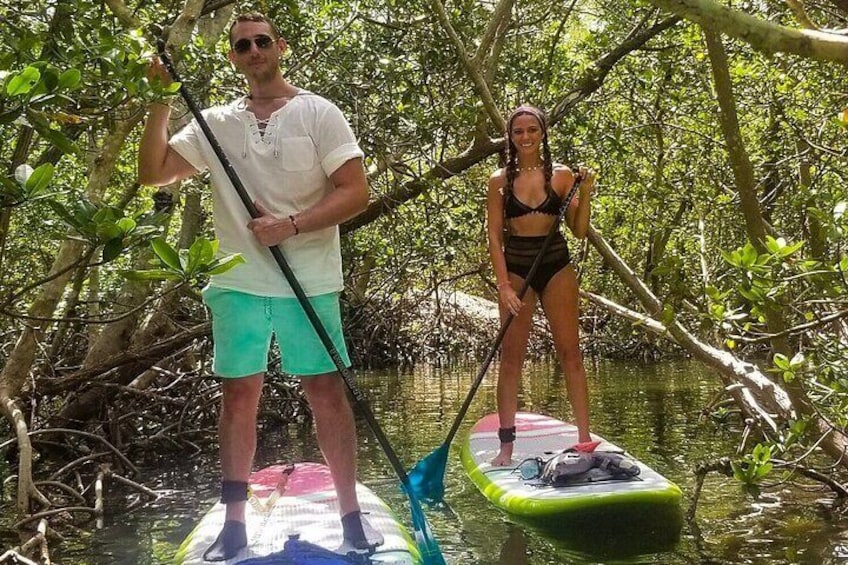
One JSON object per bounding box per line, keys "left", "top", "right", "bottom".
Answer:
{"left": 228, "top": 12, "right": 282, "bottom": 46}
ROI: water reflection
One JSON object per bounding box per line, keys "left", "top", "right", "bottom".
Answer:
{"left": 42, "top": 359, "right": 848, "bottom": 564}
{"left": 498, "top": 525, "right": 528, "bottom": 564}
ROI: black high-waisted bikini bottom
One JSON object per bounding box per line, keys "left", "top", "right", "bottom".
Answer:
{"left": 504, "top": 234, "right": 571, "bottom": 295}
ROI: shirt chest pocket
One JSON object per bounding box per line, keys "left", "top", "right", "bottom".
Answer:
{"left": 278, "top": 136, "right": 316, "bottom": 172}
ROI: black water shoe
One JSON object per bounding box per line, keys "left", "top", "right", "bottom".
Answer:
{"left": 341, "top": 510, "right": 384, "bottom": 550}
{"left": 203, "top": 520, "right": 247, "bottom": 562}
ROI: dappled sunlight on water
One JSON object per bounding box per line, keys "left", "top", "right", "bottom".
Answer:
{"left": 47, "top": 359, "right": 848, "bottom": 564}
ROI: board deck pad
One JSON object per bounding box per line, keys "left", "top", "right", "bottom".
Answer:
{"left": 460, "top": 412, "right": 682, "bottom": 521}
{"left": 175, "top": 462, "right": 420, "bottom": 564}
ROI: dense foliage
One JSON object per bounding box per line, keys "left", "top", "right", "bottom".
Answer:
{"left": 0, "top": 0, "right": 847, "bottom": 562}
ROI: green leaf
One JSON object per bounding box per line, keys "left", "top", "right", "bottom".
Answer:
{"left": 46, "top": 128, "right": 79, "bottom": 154}
{"left": 48, "top": 200, "right": 81, "bottom": 229}
{"left": 74, "top": 200, "right": 98, "bottom": 224}
{"left": 102, "top": 238, "right": 124, "bottom": 262}
{"left": 741, "top": 244, "right": 758, "bottom": 267}
{"left": 660, "top": 304, "right": 675, "bottom": 326}
{"left": 738, "top": 286, "right": 763, "bottom": 303}
{"left": 185, "top": 239, "right": 203, "bottom": 275}
{"left": 40, "top": 65, "right": 59, "bottom": 91}
{"left": 116, "top": 217, "right": 136, "bottom": 234}
{"left": 773, "top": 354, "right": 790, "bottom": 370}
{"left": 730, "top": 461, "right": 745, "bottom": 482}
{"left": 0, "top": 110, "right": 21, "bottom": 125}
{"left": 207, "top": 254, "right": 245, "bottom": 275}
{"left": 186, "top": 237, "right": 215, "bottom": 274}
{"left": 197, "top": 237, "right": 215, "bottom": 265}
{"left": 705, "top": 285, "right": 722, "bottom": 300}
{"left": 756, "top": 462, "right": 773, "bottom": 478}
{"left": 151, "top": 237, "right": 181, "bottom": 271}
{"left": 92, "top": 206, "right": 120, "bottom": 223}
{"left": 24, "top": 163, "right": 53, "bottom": 196}
{"left": 57, "top": 68, "right": 81, "bottom": 90}
{"left": 96, "top": 222, "right": 122, "bottom": 241}
{"left": 752, "top": 444, "right": 771, "bottom": 462}
{"left": 29, "top": 115, "right": 80, "bottom": 155}
{"left": 765, "top": 236, "right": 784, "bottom": 254}
{"left": 709, "top": 303, "right": 725, "bottom": 319}
{"left": 721, "top": 249, "right": 740, "bottom": 267}
{"left": 7, "top": 66, "right": 40, "bottom": 96}
{"left": 779, "top": 240, "right": 804, "bottom": 258}
{"left": 130, "top": 225, "right": 159, "bottom": 240}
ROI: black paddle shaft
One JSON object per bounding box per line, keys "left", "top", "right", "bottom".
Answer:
{"left": 155, "top": 44, "right": 416, "bottom": 488}
{"left": 442, "top": 171, "right": 584, "bottom": 444}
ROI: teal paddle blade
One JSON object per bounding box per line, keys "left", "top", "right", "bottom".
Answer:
{"left": 407, "top": 444, "right": 448, "bottom": 502}
{"left": 404, "top": 484, "right": 447, "bottom": 565}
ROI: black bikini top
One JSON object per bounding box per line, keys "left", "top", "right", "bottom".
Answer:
{"left": 504, "top": 187, "right": 563, "bottom": 219}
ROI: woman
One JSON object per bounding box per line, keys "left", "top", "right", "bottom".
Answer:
{"left": 487, "top": 105, "right": 597, "bottom": 466}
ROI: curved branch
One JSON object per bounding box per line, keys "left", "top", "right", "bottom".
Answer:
{"left": 648, "top": 0, "right": 848, "bottom": 63}
{"left": 0, "top": 397, "right": 48, "bottom": 513}
{"left": 13, "top": 506, "right": 97, "bottom": 530}
{"left": 28, "top": 429, "right": 139, "bottom": 477}
{"left": 550, "top": 16, "right": 681, "bottom": 123}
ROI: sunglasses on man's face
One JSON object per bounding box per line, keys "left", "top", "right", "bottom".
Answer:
{"left": 233, "top": 35, "right": 275, "bottom": 54}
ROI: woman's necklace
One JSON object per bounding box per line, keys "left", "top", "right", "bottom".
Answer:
{"left": 517, "top": 163, "right": 543, "bottom": 173}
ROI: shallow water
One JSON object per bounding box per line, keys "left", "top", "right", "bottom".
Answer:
{"left": 36, "top": 360, "right": 848, "bottom": 563}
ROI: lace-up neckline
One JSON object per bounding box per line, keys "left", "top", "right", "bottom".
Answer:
{"left": 255, "top": 116, "right": 273, "bottom": 137}
{"left": 236, "top": 91, "right": 307, "bottom": 158}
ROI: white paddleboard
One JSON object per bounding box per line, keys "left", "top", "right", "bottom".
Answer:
{"left": 174, "top": 462, "right": 420, "bottom": 564}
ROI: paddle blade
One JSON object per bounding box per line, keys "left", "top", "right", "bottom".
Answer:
{"left": 407, "top": 444, "right": 449, "bottom": 502}
{"left": 405, "top": 486, "right": 447, "bottom": 565}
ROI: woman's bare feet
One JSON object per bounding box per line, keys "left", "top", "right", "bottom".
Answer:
{"left": 491, "top": 443, "right": 514, "bottom": 466}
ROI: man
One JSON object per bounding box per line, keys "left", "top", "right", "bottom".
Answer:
{"left": 138, "top": 12, "right": 381, "bottom": 561}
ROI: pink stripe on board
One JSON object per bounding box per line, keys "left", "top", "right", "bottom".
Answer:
{"left": 472, "top": 412, "right": 569, "bottom": 434}
{"left": 249, "top": 462, "right": 335, "bottom": 498}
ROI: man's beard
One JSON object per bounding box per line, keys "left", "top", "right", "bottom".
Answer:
{"left": 245, "top": 60, "right": 278, "bottom": 83}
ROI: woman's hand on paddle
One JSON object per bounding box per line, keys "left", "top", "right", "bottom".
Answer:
{"left": 498, "top": 282, "right": 522, "bottom": 316}
{"left": 577, "top": 166, "right": 595, "bottom": 197}
{"left": 248, "top": 201, "right": 296, "bottom": 246}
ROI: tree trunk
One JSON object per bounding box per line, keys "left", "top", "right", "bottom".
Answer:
{"left": 54, "top": 189, "right": 203, "bottom": 426}
{"left": 702, "top": 30, "right": 826, "bottom": 421}
{"left": 797, "top": 138, "right": 826, "bottom": 259}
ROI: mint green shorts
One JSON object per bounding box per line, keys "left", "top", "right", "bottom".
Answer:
{"left": 202, "top": 286, "right": 351, "bottom": 378}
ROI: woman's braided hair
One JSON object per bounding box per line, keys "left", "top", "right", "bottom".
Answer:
{"left": 504, "top": 105, "right": 554, "bottom": 196}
